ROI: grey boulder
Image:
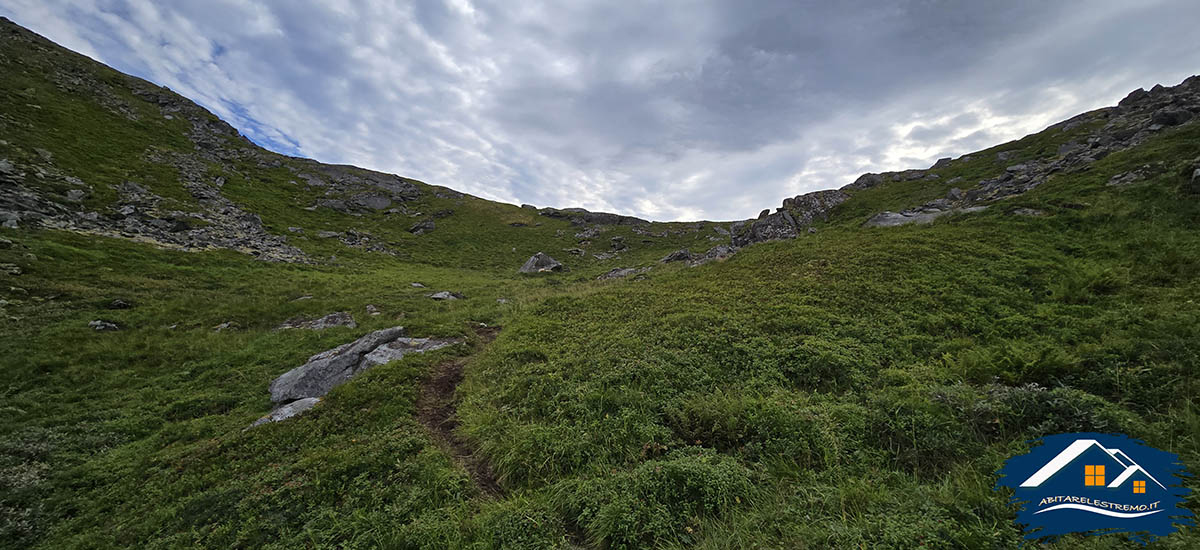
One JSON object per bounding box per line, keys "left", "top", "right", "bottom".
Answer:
{"left": 519, "top": 252, "right": 566, "bottom": 273}
{"left": 268, "top": 326, "right": 407, "bottom": 403}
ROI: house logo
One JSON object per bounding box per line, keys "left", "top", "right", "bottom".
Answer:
{"left": 995, "top": 432, "right": 1193, "bottom": 544}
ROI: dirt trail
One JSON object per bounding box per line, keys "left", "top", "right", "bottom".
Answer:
{"left": 416, "top": 325, "right": 503, "bottom": 497}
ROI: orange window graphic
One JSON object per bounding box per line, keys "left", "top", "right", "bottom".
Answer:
{"left": 1084, "top": 465, "right": 1106, "bottom": 486}
{"left": 1133, "top": 480, "right": 1146, "bottom": 494}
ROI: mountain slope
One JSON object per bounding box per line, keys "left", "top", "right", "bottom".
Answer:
{"left": 2, "top": 17, "right": 1198, "bottom": 549}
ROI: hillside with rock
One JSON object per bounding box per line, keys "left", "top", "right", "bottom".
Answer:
{"left": 1, "top": 17, "right": 1198, "bottom": 550}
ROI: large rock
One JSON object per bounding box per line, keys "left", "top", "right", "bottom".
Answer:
{"left": 256, "top": 328, "right": 462, "bottom": 427}
{"left": 519, "top": 252, "right": 566, "bottom": 273}
{"left": 690, "top": 244, "right": 736, "bottom": 266}
{"left": 731, "top": 212, "right": 797, "bottom": 247}
{"left": 660, "top": 249, "right": 693, "bottom": 263}
{"left": 780, "top": 190, "right": 849, "bottom": 226}
{"left": 1150, "top": 109, "right": 1193, "bottom": 127}
{"left": 841, "top": 173, "right": 883, "bottom": 191}
{"left": 268, "top": 326, "right": 408, "bottom": 404}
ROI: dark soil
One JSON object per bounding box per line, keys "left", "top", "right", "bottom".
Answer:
{"left": 416, "top": 325, "right": 503, "bottom": 497}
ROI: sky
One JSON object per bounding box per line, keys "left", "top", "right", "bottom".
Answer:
{"left": 3, "top": 1, "right": 1200, "bottom": 221}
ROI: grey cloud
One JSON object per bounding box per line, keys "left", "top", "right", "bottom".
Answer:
{"left": 2, "top": 0, "right": 1199, "bottom": 220}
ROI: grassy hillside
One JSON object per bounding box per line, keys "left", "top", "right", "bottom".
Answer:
{"left": 2, "top": 17, "right": 1198, "bottom": 550}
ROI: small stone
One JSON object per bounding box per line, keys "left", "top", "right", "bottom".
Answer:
{"left": 409, "top": 219, "right": 436, "bottom": 235}
{"left": 366, "top": 304, "right": 381, "bottom": 316}
{"left": 428, "top": 291, "right": 462, "bottom": 300}
{"left": 0, "top": 263, "right": 20, "bottom": 276}
{"left": 212, "top": 321, "right": 239, "bottom": 332}
{"left": 316, "top": 230, "right": 340, "bottom": 238}
{"left": 276, "top": 311, "right": 357, "bottom": 330}
{"left": 661, "top": 249, "right": 693, "bottom": 263}
{"left": 0, "top": 238, "right": 12, "bottom": 249}
{"left": 250, "top": 397, "right": 322, "bottom": 428}
{"left": 287, "top": 226, "right": 303, "bottom": 233}
{"left": 108, "top": 299, "right": 132, "bottom": 309}
{"left": 496, "top": 298, "right": 510, "bottom": 304}
{"left": 410, "top": 282, "right": 425, "bottom": 288}
{"left": 597, "top": 267, "right": 650, "bottom": 280}
{"left": 89, "top": 319, "right": 119, "bottom": 331}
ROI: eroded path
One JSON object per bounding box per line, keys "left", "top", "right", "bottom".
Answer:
{"left": 416, "top": 325, "right": 504, "bottom": 497}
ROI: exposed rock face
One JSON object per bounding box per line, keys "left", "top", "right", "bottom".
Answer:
{"left": 730, "top": 189, "right": 847, "bottom": 248}
{"left": 275, "top": 311, "right": 357, "bottom": 330}
{"left": 841, "top": 173, "right": 884, "bottom": 191}
{"left": 690, "top": 244, "right": 736, "bottom": 266}
{"left": 0, "top": 19, "right": 430, "bottom": 263}
{"left": 519, "top": 252, "right": 566, "bottom": 273}
{"left": 537, "top": 207, "right": 649, "bottom": 226}
{"left": 257, "top": 327, "right": 461, "bottom": 426}
{"left": 597, "top": 267, "right": 650, "bottom": 280}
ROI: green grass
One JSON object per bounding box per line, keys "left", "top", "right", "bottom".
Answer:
{"left": 2, "top": 19, "right": 1199, "bottom": 549}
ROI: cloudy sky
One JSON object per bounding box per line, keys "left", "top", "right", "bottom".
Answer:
{"left": 3, "top": 1, "right": 1200, "bottom": 221}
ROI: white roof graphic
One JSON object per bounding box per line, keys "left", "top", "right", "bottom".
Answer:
{"left": 1019, "top": 439, "right": 1166, "bottom": 490}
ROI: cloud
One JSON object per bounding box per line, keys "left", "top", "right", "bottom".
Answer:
{"left": 2, "top": 0, "right": 1199, "bottom": 220}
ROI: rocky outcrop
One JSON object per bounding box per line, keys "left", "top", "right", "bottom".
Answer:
{"left": 256, "top": 327, "right": 461, "bottom": 426}
{"left": 730, "top": 189, "right": 847, "bottom": 247}
{"left": 519, "top": 252, "right": 567, "bottom": 273}
{"left": 537, "top": 207, "right": 649, "bottom": 227}
{"left": 858, "top": 75, "right": 1200, "bottom": 227}
{"left": 0, "top": 19, "right": 431, "bottom": 264}
{"left": 690, "top": 244, "right": 736, "bottom": 266}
